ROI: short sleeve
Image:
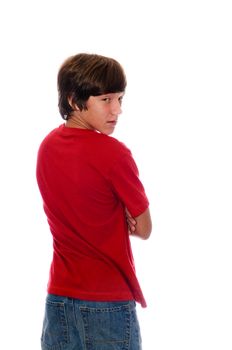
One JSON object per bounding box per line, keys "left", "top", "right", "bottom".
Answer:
{"left": 109, "top": 151, "right": 149, "bottom": 217}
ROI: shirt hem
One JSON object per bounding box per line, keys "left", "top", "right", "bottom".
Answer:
{"left": 47, "top": 286, "right": 147, "bottom": 308}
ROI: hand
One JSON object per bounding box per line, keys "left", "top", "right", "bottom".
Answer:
{"left": 125, "top": 208, "right": 137, "bottom": 235}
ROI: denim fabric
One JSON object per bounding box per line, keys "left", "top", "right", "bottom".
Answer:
{"left": 41, "top": 294, "right": 142, "bottom": 350}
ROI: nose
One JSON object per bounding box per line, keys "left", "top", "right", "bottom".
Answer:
{"left": 111, "top": 99, "right": 122, "bottom": 115}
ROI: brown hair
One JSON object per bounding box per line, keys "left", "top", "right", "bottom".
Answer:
{"left": 57, "top": 53, "right": 127, "bottom": 119}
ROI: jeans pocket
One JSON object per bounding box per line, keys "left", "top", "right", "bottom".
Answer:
{"left": 80, "top": 304, "right": 131, "bottom": 350}
{"left": 41, "top": 299, "right": 69, "bottom": 350}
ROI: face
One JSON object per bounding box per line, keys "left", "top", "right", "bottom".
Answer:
{"left": 68, "top": 92, "right": 124, "bottom": 135}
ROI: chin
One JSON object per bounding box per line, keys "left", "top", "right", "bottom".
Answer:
{"left": 101, "top": 129, "right": 114, "bottom": 136}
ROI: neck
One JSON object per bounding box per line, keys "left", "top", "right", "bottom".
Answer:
{"left": 65, "top": 113, "right": 92, "bottom": 130}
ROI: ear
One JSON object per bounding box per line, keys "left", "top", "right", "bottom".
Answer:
{"left": 68, "top": 96, "right": 80, "bottom": 111}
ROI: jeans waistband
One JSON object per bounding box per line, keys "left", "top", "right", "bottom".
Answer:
{"left": 46, "top": 293, "right": 136, "bottom": 309}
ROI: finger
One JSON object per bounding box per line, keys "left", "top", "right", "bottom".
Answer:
{"left": 125, "top": 207, "right": 132, "bottom": 217}
{"left": 127, "top": 216, "right": 137, "bottom": 225}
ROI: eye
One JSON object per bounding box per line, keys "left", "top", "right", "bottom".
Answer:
{"left": 118, "top": 96, "right": 124, "bottom": 105}
{"left": 102, "top": 97, "right": 111, "bottom": 103}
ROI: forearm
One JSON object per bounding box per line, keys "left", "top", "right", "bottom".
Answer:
{"left": 125, "top": 207, "right": 152, "bottom": 240}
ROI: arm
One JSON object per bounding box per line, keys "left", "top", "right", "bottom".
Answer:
{"left": 126, "top": 207, "right": 152, "bottom": 240}
{"left": 109, "top": 145, "right": 151, "bottom": 239}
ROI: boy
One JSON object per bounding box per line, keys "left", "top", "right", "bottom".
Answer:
{"left": 36, "top": 53, "right": 152, "bottom": 350}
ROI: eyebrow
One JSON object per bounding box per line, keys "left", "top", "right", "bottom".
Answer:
{"left": 100, "top": 92, "right": 125, "bottom": 98}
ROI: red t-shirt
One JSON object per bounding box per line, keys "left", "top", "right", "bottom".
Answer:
{"left": 36, "top": 124, "right": 149, "bottom": 307}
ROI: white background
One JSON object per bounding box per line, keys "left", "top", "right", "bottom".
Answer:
{"left": 0, "top": 0, "right": 232, "bottom": 349}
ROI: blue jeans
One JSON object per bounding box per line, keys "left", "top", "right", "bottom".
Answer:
{"left": 41, "top": 294, "right": 142, "bottom": 350}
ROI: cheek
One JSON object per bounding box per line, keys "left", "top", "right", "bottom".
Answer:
{"left": 95, "top": 106, "right": 108, "bottom": 117}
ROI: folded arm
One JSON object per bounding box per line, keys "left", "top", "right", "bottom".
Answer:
{"left": 125, "top": 207, "right": 152, "bottom": 240}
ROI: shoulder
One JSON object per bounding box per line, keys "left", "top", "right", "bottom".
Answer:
{"left": 88, "top": 133, "right": 134, "bottom": 173}
{"left": 97, "top": 133, "right": 131, "bottom": 157}
{"left": 37, "top": 126, "right": 63, "bottom": 159}
{"left": 40, "top": 125, "right": 61, "bottom": 143}
{"left": 38, "top": 124, "right": 69, "bottom": 146}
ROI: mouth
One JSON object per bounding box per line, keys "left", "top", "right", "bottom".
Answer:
{"left": 107, "top": 120, "right": 117, "bottom": 126}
